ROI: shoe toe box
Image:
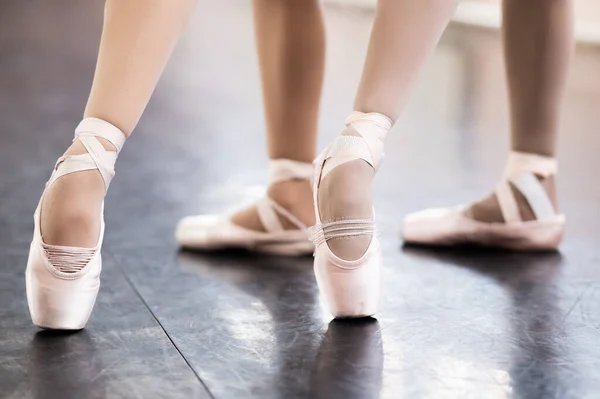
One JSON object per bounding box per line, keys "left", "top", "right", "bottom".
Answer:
{"left": 175, "top": 215, "right": 223, "bottom": 248}
{"left": 26, "top": 246, "right": 100, "bottom": 330}
{"left": 402, "top": 207, "right": 465, "bottom": 245}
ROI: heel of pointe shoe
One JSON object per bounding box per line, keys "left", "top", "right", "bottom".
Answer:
{"left": 26, "top": 241, "right": 101, "bottom": 330}
{"left": 313, "top": 239, "right": 382, "bottom": 318}
{"left": 535, "top": 219, "right": 565, "bottom": 250}
{"left": 490, "top": 217, "right": 566, "bottom": 251}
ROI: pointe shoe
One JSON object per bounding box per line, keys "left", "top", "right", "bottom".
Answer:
{"left": 26, "top": 118, "right": 126, "bottom": 330}
{"left": 402, "top": 151, "right": 565, "bottom": 251}
{"left": 310, "top": 111, "right": 392, "bottom": 318}
{"left": 176, "top": 159, "right": 314, "bottom": 256}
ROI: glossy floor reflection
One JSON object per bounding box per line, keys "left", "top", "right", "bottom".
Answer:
{"left": 1, "top": 0, "right": 600, "bottom": 398}
{"left": 27, "top": 331, "right": 106, "bottom": 399}
{"left": 309, "top": 319, "right": 384, "bottom": 399}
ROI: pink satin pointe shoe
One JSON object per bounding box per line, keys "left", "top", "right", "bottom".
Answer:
{"left": 176, "top": 159, "right": 314, "bottom": 256}
{"left": 26, "top": 118, "right": 126, "bottom": 330}
{"left": 310, "top": 111, "right": 392, "bottom": 318}
{"left": 402, "top": 151, "right": 565, "bottom": 251}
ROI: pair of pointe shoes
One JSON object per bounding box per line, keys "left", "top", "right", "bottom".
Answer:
{"left": 27, "top": 115, "right": 564, "bottom": 330}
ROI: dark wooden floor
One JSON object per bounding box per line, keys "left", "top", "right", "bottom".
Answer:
{"left": 1, "top": 1, "right": 600, "bottom": 398}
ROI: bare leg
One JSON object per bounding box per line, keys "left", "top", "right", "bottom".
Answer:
{"left": 231, "top": 0, "right": 325, "bottom": 232}
{"left": 254, "top": 0, "right": 324, "bottom": 162}
{"left": 470, "top": 0, "right": 574, "bottom": 223}
{"left": 41, "top": 0, "right": 195, "bottom": 247}
{"left": 318, "top": 0, "right": 457, "bottom": 259}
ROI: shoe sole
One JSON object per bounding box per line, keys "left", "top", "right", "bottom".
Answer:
{"left": 403, "top": 217, "right": 565, "bottom": 251}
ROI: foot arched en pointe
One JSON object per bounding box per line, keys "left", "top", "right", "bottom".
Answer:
{"left": 310, "top": 111, "right": 392, "bottom": 318}
{"left": 27, "top": 118, "right": 126, "bottom": 330}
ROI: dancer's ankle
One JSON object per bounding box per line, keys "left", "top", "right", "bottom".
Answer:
{"left": 267, "top": 179, "right": 315, "bottom": 229}
{"left": 229, "top": 162, "right": 314, "bottom": 232}
{"left": 65, "top": 137, "right": 117, "bottom": 156}
{"left": 267, "top": 179, "right": 311, "bottom": 208}
{"left": 469, "top": 151, "right": 558, "bottom": 223}
{"left": 40, "top": 118, "right": 126, "bottom": 248}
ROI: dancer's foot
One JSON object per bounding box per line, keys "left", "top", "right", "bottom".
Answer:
{"left": 317, "top": 154, "right": 375, "bottom": 261}
{"left": 27, "top": 118, "right": 126, "bottom": 330}
{"left": 40, "top": 139, "right": 117, "bottom": 248}
{"left": 402, "top": 152, "right": 565, "bottom": 250}
{"left": 310, "top": 112, "right": 392, "bottom": 318}
{"left": 176, "top": 159, "right": 315, "bottom": 256}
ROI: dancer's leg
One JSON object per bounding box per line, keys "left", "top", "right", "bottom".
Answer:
{"left": 402, "top": 0, "right": 573, "bottom": 250}
{"left": 232, "top": 0, "right": 326, "bottom": 231}
{"left": 41, "top": 0, "right": 195, "bottom": 247}
{"left": 318, "top": 0, "right": 457, "bottom": 260}
{"left": 175, "top": 0, "right": 325, "bottom": 254}
{"left": 469, "top": 0, "right": 574, "bottom": 223}
{"left": 253, "top": 0, "right": 324, "bottom": 163}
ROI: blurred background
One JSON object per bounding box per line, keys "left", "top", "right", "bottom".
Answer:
{"left": 330, "top": 0, "right": 600, "bottom": 44}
